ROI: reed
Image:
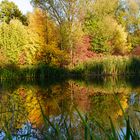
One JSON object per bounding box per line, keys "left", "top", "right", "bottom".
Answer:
{"left": 1, "top": 56, "right": 140, "bottom": 80}
{"left": 73, "top": 56, "right": 140, "bottom": 76}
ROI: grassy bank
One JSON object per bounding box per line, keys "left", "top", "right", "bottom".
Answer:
{"left": 72, "top": 56, "right": 140, "bottom": 76}
{"left": 0, "top": 64, "right": 69, "bottom": 80}
{"left": 1, "top": 56, "right": 140, "bottom": 80}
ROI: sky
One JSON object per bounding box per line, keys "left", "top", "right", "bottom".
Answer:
{"left": 0, "top": 0, "right": 33, "bottom": 14}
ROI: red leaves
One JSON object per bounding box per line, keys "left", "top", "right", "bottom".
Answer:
{"left": 73, "top": 36, "right": 96, "bottom": 65}
{"left": 132, "top": 46, "right": 140, "bottom": 56}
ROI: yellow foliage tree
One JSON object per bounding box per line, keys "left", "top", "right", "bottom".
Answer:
{"left": 28, "top": 9, "right": 68, "bottom": 66}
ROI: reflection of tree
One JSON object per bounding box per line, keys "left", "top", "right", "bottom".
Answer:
{"left": 0, "top": 79, "right": 139, "bottom": 138}
{"left": 68, "top": 80, "right": 91, "bottom": 113}
{"left": 0, "top": 83, "right": 72, "bottom": 133}
{"left": 16, "top": 83, "right": 71, "bottom": 128}
{"left": 68, "top": 80, "right": 129, "bottom": 128}
{"left": 89, "top": 94, "right": 128, "bottom": 127}
{"left": 0, "top": 91, "right": 27, "bottom": 133}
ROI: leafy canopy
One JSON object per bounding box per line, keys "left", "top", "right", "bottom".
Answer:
{"left": 28, "top": 9, "right": 68, "bottom": 66}
{"left": 0, "top": 0, "right": 27, "bottom": 24}
{"left": 84, "top": 0, "right": 131, "bottom": 54}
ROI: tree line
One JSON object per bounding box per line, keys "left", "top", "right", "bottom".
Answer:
{"left": 0, "top": 0, "right": 140, "bottom": 67}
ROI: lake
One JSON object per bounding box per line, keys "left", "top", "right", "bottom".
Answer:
{"left": 0, "top": 76, "right": 140, "bottom": 139}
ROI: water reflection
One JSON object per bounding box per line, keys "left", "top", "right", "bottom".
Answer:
{"left": 0, "top": 77, "right": 139, "bottom": 139}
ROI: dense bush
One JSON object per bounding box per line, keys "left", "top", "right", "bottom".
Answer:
{"left": 0, "top": 19, "right": 40, "bottom": 65}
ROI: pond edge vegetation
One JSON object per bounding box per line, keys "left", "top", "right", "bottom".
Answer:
{"left": 1, "top": 56, "right": 140, "bottom": 80}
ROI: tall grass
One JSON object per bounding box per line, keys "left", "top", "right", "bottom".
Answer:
{"left": 0, "top": 64, "right": 69, "bottom": 80}
{"left": 72, "top": 56, "right": 140, "bottom": 76}
{"left": 1, "top": 56, "right": 140, "bottom": 80}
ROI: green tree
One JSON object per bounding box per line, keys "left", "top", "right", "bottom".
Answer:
{"left": 0, "top": 20, "right": 28, "bottom": 64}
{"left": 0, "top": 0, "right": 27, "bottom": 24}
{"left": 0, "top": 19, "right": 39, "bottom": 65}
{"left": 128, "top": 30, "right": 140, "bottom": 48}
{"left": 85, "top": 0, "right": 131, "bottom": 54}
{"left": 92, "top": 0, "right": 118, "bottom": 17}
{"left": 116, "top": 0, "right": 140, "bottom": 48}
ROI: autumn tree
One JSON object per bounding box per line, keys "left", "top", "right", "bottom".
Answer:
{"left": 117, "top": 0, "right": 140, "bottom": 31}
{"left": 116, "top": 0, "right": 140, "bottom": 48}
{"left": 31, "top": 0, "right": 93, "bottom": 25}
{"left": 31, "top": 0, "right": 92, "bottom": 67}
{"left": 0, "top": 0, "right": 27, "bottom": 24}
{"left": 28, "top": 9, "right": 67, "bottom": 66}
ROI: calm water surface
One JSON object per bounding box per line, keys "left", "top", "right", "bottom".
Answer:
{"left": 0, "top": 76, "right": 140, "bottom": 139}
